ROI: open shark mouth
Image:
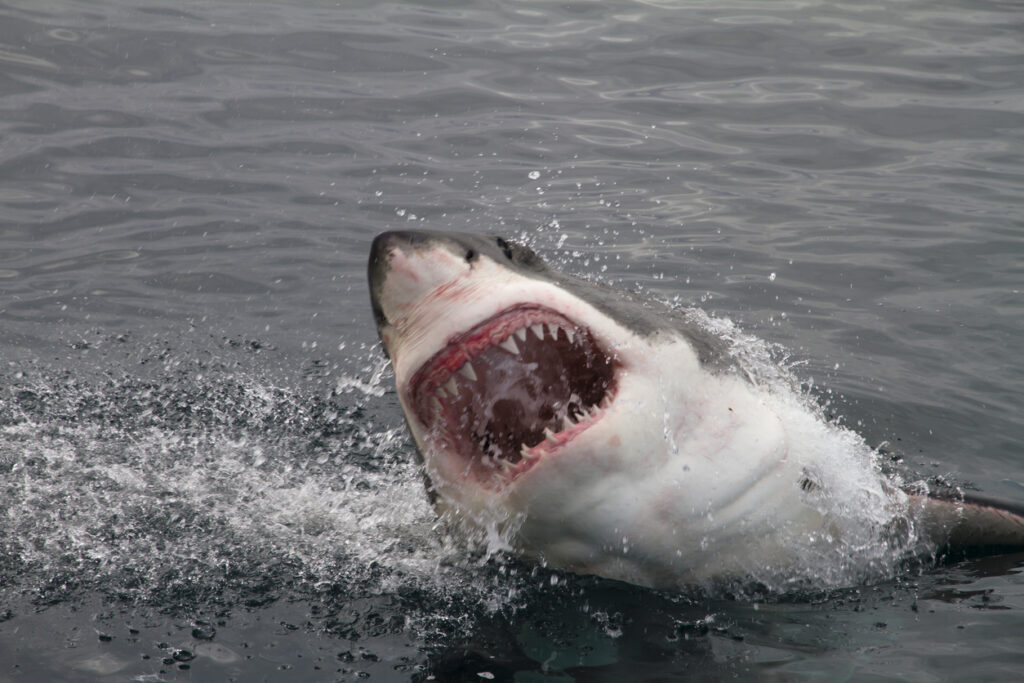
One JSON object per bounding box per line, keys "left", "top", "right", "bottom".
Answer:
{"left": 409, "top": 304, "right": 617, "bottom": 483}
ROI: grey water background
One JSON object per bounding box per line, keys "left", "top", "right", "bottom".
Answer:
{"left": 1, "top": 0, "right": 1022, "bottom": 680}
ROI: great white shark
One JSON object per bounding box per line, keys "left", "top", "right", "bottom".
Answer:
{"left": 368, "top": 230, "right": 1024, "bottom": 590}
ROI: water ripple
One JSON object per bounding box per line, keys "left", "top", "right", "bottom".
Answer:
{"left": 0, "top": 0, "right": 1022, "bottom": 676}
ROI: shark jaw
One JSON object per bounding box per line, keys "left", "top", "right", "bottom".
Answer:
{"left": 408, "top": 303, "right": 617, "bottom": 487}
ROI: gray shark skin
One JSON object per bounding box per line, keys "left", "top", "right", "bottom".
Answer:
{"left": 368, "top": 230, "right": 1024, "bottom": 590}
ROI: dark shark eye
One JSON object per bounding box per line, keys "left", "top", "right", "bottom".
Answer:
{"left": 465, "top": 248, "right": 478, "bottom": 263}
{"left": 495, "top": 237, "right": 514, "bottom": 260}
{"left": 495, "top": 236, "right": 541, "bottom": 268}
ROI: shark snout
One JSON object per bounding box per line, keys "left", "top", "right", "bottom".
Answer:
{"left": 368, "top": 231, "right": 437, "bottom": 329}
{"left": 368, "top": 231, "right": 434, "bottom": 288}
{"left": 369, "top": 231, "right": 424, "bottom": 328}
{"left": 367, "top": 230, "right": 479, "bottom": 343}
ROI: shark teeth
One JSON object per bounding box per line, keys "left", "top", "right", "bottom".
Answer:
{"left": 503, "top": 402, "right": 607, "bottom": 468}
{"left": 498, "top": 336, "right": 519, "bottom": 354}
{"left": 483, "top": 455, "right": 512, "bottom": 472}
{"left": 432, "top": 319, "right": 591, "bottom": 403}
{"left": 414, "top": 309, "right": 616, "bottom": 478}
{"left": 483, "top": 452, "right": 518, "bottom": 473}
{"left": 510, "top": 322, "right": 582, "bottom": 346}
{"left": 458, "top": 362, "right": 478, "bottom": 381}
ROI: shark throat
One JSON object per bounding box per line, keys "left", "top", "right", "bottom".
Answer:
{"left": 409, "top": 304, "right": 616, "bottom": 480}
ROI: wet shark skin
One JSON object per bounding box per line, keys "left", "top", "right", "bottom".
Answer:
{"left": 368, "top": 230, "right": 1024, "bottom": 590}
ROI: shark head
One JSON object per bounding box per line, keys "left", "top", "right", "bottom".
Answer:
{"left": 368, "top": 230, "right": 815, "bottom": 585}
{"left": 369, "top": 231, "right": 631, "bottom": 493}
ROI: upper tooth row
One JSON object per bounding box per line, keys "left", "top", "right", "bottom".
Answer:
{"left": 459, "top": 362, "right": 477, "bottom": 381}
{"left": 435, "top": 322, "right": 581, "bottom": 399}
{"left": 499, "top": 323, "right": 575, "bottom": 355}
{"left": 435, "top": 361, "right": 479, "bottom": 398}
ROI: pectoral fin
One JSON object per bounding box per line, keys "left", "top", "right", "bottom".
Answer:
{"left": 912, "top": 492, "right": 1024, "bottom": 550}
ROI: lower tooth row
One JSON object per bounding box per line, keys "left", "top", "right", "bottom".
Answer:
{"left": 484, "top": 455, "right": 515, "bottom": 472}
{"left": 516, "top": 401, "right": 601, "bottom": 460}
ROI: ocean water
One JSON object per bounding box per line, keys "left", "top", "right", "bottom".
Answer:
{"left": 1, "top": 0, "right": 1022, "bottom": 680}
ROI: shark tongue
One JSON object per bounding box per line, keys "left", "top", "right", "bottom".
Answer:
{"left": 411, "top": 306, "right": 615, "bottom": 479}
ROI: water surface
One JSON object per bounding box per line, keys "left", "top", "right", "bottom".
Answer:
{"left": 1, "top": 0, "right": 1022, "bottom": 680}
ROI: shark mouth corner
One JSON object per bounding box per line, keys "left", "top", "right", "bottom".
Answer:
{"left": 409, "top": 304, "right": 617, "bottom": 485}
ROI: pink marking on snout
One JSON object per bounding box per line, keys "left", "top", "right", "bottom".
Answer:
{"left": 385, "top": 248, "right": 423, "bottom": 285}
{"left": 430, "top": 280, "right": 463, "bottom": 302}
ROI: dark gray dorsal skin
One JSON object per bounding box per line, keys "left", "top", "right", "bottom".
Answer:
{"left": 368, "top": 229, "right": 1024, "bottom": 588}
{"left": 915, "top": 491, "right": 1024, "bottom": 550}
{"left": 369, "top": 230, "right": 733, "bottom": 368}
